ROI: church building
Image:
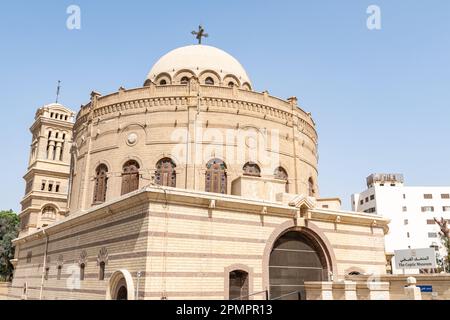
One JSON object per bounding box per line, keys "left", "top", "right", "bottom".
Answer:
{"left": 9, "top": 35, "right": 389, "bottom": 300}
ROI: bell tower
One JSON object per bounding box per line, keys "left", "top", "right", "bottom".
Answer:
{"left": 19, "top": 103, "right": 75, "bottom": 236}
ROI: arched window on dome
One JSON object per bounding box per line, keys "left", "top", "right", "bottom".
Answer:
{"left": 274, "top": 167, "right": 289, "bottom": 193}
{"left": 242, "top": 83, "right": 252, "bottom": 91}
{"left": 159, "top": 79, "right": 167, "bottom": 86}
{"left": 155, "top": 158, "right": 176, "bottom": 187}
{"left": 180, "top": 77, "right": 190, "bottom": 85}
{"left": 121, "top": 160, "right": 140, "bottom": 195}
{"left": 228, "top": 82, "right": 235, "bottom": 88}
{"left": 205, "top": 77, "right": 214, "bottom": 85}
{"left": 243, "top": 162, "right": 261, "bottom": 177}
{"left": 308, "top": 177, "right": 315, "bottom": 197}
{"left": 205, "top": 159, "right": 227, "bottom": 194}
{"left": 93, "top": 164, "right": 108, "bottom": 204}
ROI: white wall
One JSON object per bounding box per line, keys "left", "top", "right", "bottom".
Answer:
{"left": 352, "top": 184, "right": 450, "bottom": 274}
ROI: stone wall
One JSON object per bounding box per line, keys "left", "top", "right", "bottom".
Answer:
{"left": 9, "top": 188, "right": 389, "bottom": 300}
{"left": 345, "top": 274, "right": 450, "bottom": 300}
{"left": 9, "top": 197, "right": 150, "bottom": 300}
{"left": 301, "top": 273, "right": 450, "bottom": 300}
{"left": 70, "top": 84, "right": 320, "bottom": 213}
{"left": 0, "top": 282, "right": 11, "bottom": 300}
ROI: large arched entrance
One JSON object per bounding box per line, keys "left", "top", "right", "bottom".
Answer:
{"left": 106, "top": 270, "right": 136, "bottom": 300}
{"left": 269, "top": 230, "right": 329, "bottom": 300}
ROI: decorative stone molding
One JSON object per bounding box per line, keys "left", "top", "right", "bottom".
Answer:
{"left": 106, "top": 269, "right": 136, "bottom": 300}
{"left": 78, "top": 250, "right": 87, "bottom": 266}
{"left": 77, "top": 86, "right": 318, "bottom": 142}
{"left": 126, "top": 133, "right": 138, "bottom": 146}
{"left": 97, "top": 247, "right": 108, "bottom": 266}
{"left": 288, "top": 194, "right": 316, "bottom": 210}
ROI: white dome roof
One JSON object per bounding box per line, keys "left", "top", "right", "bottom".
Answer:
{"left": 146, "top": 45, "right": 252, "bottom": 86}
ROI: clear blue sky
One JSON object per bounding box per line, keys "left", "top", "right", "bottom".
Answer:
{"left": 1, "top": 1, "right": 449, "bottom": 212}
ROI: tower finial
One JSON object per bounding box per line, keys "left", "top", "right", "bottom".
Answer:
{"left": 191, "top": 25, "right": 208, "bottom": 44}
{"left": 55, "top": 80, "right": 61, "bottom": 104}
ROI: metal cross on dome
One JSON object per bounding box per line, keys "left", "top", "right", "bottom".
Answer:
{"left": 191, "top": 25, "right": 208, "bottom": 44}
{"left": 55, "top": 80, "right": 61, "bottom": 104}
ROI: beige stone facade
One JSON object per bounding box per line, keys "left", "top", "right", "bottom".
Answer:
{"left": 68, "top": 84, "right": 319, "bottom": 214}
{"left": 9, "top": 187, "right": 388, "bottom": 300}
{"left": 9, "top": 44, "right": 393, "bottom": 300}
{"left": 0, "top": 282, "right": 10, "bottom": 300}
{"left": 18, "top": 105, "right": 74, "bottom": 237}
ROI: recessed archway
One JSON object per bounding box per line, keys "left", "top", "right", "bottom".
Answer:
{"left": 269, "top": 230, "right": 328, "bottom": 300}
{"left": 106, "top": 270, "right": 135, "bottom": 300}
{"left": 262, "top": 220, "right": 337, "bottom": 299}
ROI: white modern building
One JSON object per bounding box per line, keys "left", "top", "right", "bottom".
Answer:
{"left": 352, "top": 174, "right": 450, "bottom": 274}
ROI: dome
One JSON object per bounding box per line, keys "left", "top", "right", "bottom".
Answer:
{"left": 146, "top": 45, "right": 252, "bottom": 88}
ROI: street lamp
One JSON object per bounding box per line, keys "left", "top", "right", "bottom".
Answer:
{"left": 430, "top": 242, "right": 440, "bottom": 273}
{"left": 136, "top": 271, "right": 142, "bottom": 300}
{"left": 430, "top": 242, "right": 439, "bottom": 251}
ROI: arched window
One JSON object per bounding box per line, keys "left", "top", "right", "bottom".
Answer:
{"left": 243, "top": 162, "right": 261, "bottom": 177}
{"left": 180, "top": 77, "right": 190, "bottom": 84}
{"left": 121, "top": 160, "right": 140, "bottom": 195}
{"left": 159, "top": 79, "right": 167, "bottom": 85}
{"left": 205, "top": 77, "right": 214, "bottom": 85}
{"left": 155, "top": 158, "right": 176, "bottom": 187}
{"left": 80, "top": 263, "right": 85, "bottom": 281}
{"left": 205, "top": 159, "right": 227, "bottom": 194}
{"left": 229, "top": 270, "right": 249, "bottom": 300}
{"left": 99, "top": 261, "right": 106, "bottom": 281}
{"left": 93, "top": 164, "right": 108, "bottom": 204}
{"left": 274, "top": 167, "right": 289, "bottom": 193}
{"left": 44, "top": 267, "right": 49, "bottom": 280}
{"left": 308, "top": 177, "right": 315, "bottom": 197}
{"left": 228, "top": 82, "right": 235, "bottom": 88}
{"left": 41, "top": 206, "right": 56, "bottom": 219}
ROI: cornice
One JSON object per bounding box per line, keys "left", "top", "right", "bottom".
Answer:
{"left": 13, "top": 186, "right": 389, "bottom": 245}
{"left": 74, "top": 85, "right": 318, "bottom": 142}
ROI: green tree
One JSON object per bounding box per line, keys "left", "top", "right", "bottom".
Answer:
{"left": 434, "top": 217, "right": 450, "bottom": 273}
{"left": 0, "top": 210, "right": 19, "bottom": 282}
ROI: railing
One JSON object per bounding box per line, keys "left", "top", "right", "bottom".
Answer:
{"left": 231, "top": 290, "right": 269, "bottom": 301}
{"left": 270, "top": 290, "right": 302, "bottom": 301}
{"left": 230, "top": 289, "right": 305, "bottom": 301}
